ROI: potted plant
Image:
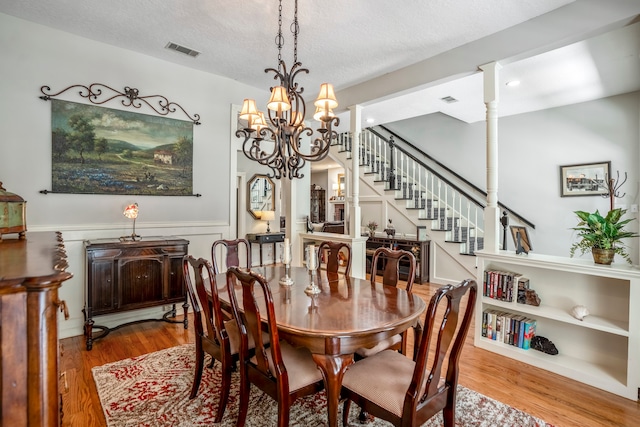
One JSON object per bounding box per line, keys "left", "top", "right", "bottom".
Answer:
{"left": 569, "top": 208, "right": 638, "bottom": 264}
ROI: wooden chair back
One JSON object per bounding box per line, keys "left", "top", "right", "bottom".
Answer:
{"left": 317, "top": 240, "right": 351, "bottom": 275}
{"left": 183, "top": 255, "right": 237, "bottom": 421}
{"left": 211, "top": 238, "right": 251, "bottom": 274}
{"left": 225, "top": 266, "right": 324, "bottom": 427}
{"left": 342, "top": 279, "right": 477, "bottom": 427}
{"left": 370, "top": 246, "right": 416, "bottom": 293}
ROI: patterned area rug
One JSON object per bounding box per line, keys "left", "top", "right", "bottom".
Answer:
{"left": 92, "top": 344, "right": 553, "bottom": 427}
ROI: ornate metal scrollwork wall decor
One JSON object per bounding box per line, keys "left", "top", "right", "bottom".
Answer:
{"left": 39, "top": 83, "right": 201, "bottom": 125}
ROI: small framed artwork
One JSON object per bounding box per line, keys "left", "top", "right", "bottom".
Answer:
{"left": 559, "top": 161, "right": 610, "bottom": 197}
{"left": 510, "top": 226, "right": 532, "bottom": 254}
{"left": 416, "top": 225, "right": 428, "bottom": 241}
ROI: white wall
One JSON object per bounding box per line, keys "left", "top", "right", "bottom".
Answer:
{"left": 385, "top": 92, "right": 640, "bottom": 261}
{"left": 0, "top": 13, "right": 267, "bottom": 338}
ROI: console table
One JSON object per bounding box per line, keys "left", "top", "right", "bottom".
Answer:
{"left": 246, "top": 232, "right": 285, "bottom": 266}
{"left": 83, "top": 236, "right": 189, "bottom": 350}
{"left": 366, "top": 236, "right": 431, "bottom": 284}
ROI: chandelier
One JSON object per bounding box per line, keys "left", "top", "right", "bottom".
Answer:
{"left": 236, "top": 0, "right": 340, "bottom": 180}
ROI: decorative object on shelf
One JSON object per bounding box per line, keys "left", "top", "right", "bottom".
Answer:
{"left": 0, "top": 182, "right": 27, "bottom": 241}
{"left": 235, "top": 0, "right": 340, "bottom": 180}
{"left": 120, "top": 203, "right": 140, "bottom": 241}
{"left": 569, "top": 208, "right": 638, "bottom": 264}
{"left": 602, "top": 170, "right": 627, "bottom": 211}
{"left": 516, "top": 277, "right": 529, "bottom": 304}
{"left": 383, "top": 218, "right": 396, "bottom": 238}
{"left": 39, "top": 83, "right": 201, "bottom": 124}
{"left": 304, "top": 244, "right": 321, "bottom": 295}
{"left": 410, "top": 245, "right": 420, "bottom": 259}
{"left": 525, "top": 289, "right": 541, "bottom": 306}
{"left": 570, "top": 305, "right": 590, "bottom": 321}
{"left": 366, "top": 220, "right": 378, "bottom": 237}
{"left": 279, "top": 238, "right": 294, "bottom": 286}
{"left": 531, "top": 336, "right": 559, "bottom": 355}
{"left": 559, "top": 161, "right": 610, "bottom": 197}
{"left": 262, "top": 210, "right": 275, "bottom": 233}
{"left": 306, "top": 215, "right": 314, "bottom": 233}
{"left": 510, "top": 225, "right": 531, "bottom": 254}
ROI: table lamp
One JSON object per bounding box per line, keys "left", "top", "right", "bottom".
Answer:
{"left": 121, "top": 203, "right": 140, "bottom": 241}
{"left": 262, "top": 210, "right": 275, "bottom": 233}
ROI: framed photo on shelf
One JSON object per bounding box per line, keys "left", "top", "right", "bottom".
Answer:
{"left": 510, "top": 226, "right": 532, "bottom": 254}
{"left": 559, "top": 161, "right": 610, "bottom": 197}
{"left": 416, "top": 225, "right": 428, "bottom": 241}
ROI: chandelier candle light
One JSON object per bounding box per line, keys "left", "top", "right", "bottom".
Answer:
{"left": 236, "top": 0, "right": 340, "bottom": 180}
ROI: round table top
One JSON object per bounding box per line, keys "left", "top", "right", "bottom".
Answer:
{"left": 217, "top": 265, "right": 426, "bottom": 352}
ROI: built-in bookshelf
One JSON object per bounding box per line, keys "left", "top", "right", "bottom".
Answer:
{"left": 475, "top": 250, "right": 640, "bottom": 401}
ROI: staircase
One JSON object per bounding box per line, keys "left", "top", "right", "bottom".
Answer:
{"left": 329, "top": 128, "right": 534, "bottom": 282}
{"left": 333, "top": 128, "right": 484, "bottom": 253}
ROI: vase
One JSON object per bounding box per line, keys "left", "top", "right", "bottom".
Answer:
{"left": 592, "top": 248, "right": 615, "bottom": 265}
{"left": 368, "top": 231, "right": 375, "bottom": 237}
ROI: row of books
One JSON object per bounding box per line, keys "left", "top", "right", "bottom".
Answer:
{"left": 482, "top": 309, "right": 537, "bottom": 350}
{"left": 482, "top": 270, "right": 530, "bottom": 304}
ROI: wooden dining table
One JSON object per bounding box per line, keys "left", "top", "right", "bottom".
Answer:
{"left": 216, "top": 265, "right": 426, "bottom": 427}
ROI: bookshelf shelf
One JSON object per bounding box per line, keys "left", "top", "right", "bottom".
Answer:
{"left": 475, "top": 250, "right": 640, "bottom": 401}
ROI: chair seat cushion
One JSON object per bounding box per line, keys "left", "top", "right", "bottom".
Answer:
{"left": 354, "top": 333, "right": 403, "bottom": 358}
{"left": 252, "top": 341, "right": 323, "bottom": 392}
{"left": 343, "top": 350, "right": 425, "bottom": 417}
{"left": 222, "top": 320, "right": 269, "bottom": 355}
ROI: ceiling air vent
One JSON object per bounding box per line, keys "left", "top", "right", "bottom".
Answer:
{"left": 165, "top": 42, "right": 200, "bottom": 58}
{"left": 440, "top": 96, "right": 458, "bottom": 104}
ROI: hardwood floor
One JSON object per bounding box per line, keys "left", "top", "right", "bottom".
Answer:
{"left": 59, "top": 282, "right": 640, "bottom": 427}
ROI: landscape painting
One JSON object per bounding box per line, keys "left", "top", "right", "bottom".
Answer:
{"left": 50, "top": 99, "right": 193, "bottom": 195}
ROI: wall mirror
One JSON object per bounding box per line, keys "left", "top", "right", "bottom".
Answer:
{"left": 247, "top": 174, "right": 275, "bottom": 219}
{"left": 337, "top": 173, "right": 345, "bottom": 197}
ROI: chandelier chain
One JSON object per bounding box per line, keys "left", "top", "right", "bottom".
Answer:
{"left": 276, "top": 0, "right": 284, "bottom": 72}
{"left": 292, "top": 0, "right": 299, "bottom": 63}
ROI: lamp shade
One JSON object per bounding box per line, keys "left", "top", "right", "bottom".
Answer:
{"left": 314, "top": 83, "right": 338, "bottom": 109}
{"left": 251, "top": 112, "right": 269, "bottom": 133}
{"left": 239, "top": 99, "right": 259, "bottom": 121}
{"left": 123, "top": 203, "right": 139, "bottom": 219}
{"left": 261, "top": 210, "right": 275, "bottom": 221}
{"left": 267, "top": 86, "right": 292, "bottom": 112}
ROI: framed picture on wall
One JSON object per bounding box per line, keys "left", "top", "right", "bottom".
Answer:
{"left": 559, "top": 161, "right": 610, "bottom": 197}
{"left": 510, "top": 226, "right": 532, "bottom": 254}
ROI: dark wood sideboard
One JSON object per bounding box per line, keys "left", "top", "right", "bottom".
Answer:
{"left": 0, "top": 231, "right": 73, "bottom": 427}
{"left": 83, "top": 236, "right": 189, "bottom": 350}
{"left": 366, "top": 236, "right": 431, "bottom": 284}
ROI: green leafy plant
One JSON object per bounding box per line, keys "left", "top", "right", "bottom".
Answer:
{"left": 569, "top": 208, "right": 638, "bottom": 264}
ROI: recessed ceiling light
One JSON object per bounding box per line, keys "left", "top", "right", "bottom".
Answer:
{"left": 366, "top": 118, "right": 375, "bottom": 124}
{"left": 506, "top": 80, "right": 521, "bottom": 87}
{"left": 440, "top": 96, "right": 458, "bottom": 104}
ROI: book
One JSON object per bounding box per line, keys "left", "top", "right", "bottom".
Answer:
{"left": 522, "top": 318, "right": 537, "bottom": 350}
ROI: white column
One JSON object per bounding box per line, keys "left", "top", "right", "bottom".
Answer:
{"left": 479, "top": 62, "right": 501, "bottom": 253}
{"left": 349, "top": 105, "right": 362, "bottom": 238}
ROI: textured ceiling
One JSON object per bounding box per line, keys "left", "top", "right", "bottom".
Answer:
{"left": 1, "top": 0, "right": 639, "bottom": 128}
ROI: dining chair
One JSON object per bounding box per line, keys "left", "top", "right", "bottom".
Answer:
{"left": 225, "top": 266, "right": 325, "bottom": 427}
{"left": 341, "top": 279, "right": 478, "bottom": 427}
{"left": 357, "top": 246, "right": 417, "bottom": 358}
{"left": 182, "top": 255, "right": 243, "bottom": 423}
{"left": 318, "top": 240, "right": 351, "bottom": 275}
{"left": 211, "top": 238, "right": 251, "bottom": 274}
